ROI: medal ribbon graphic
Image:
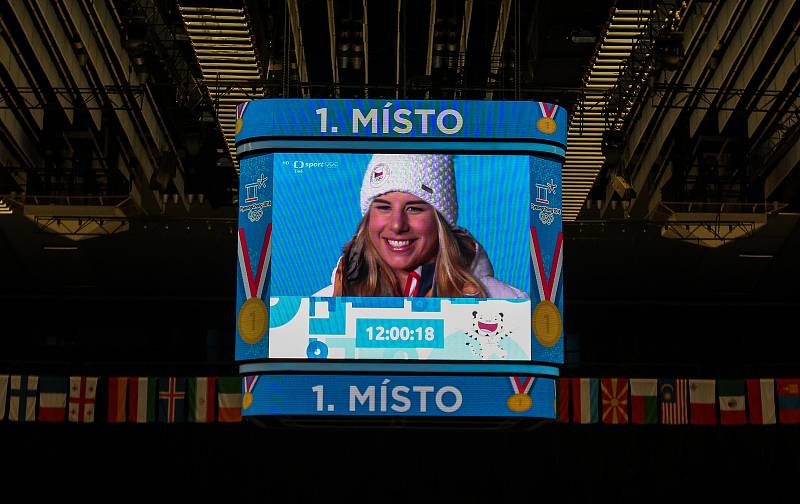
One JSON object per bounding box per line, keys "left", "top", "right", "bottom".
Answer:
{"left": 530, "top": 227, "right": 564, "bottom": 303}
{"left": 509, "top": 376, "right": 535, "bottom": 395}
{"left": 243, "top": 375, "right": 259, "bottom": 410}
{"left": 538, "top": 102, "right": 558, "bottom": 120}
{"left": 236, "top": 102, "right": 248, "bottom": 121}
{"left": 237, "top": 223, "right": 272, "bottom": 300}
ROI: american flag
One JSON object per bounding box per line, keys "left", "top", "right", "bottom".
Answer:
{"left": 659, "top": 378, "right": 688, "bottom": 424}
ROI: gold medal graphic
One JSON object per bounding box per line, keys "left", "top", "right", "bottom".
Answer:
{"left": 507, "top": 393, "right": 533, "bottom": 413}
{"left": 533, "top": 300, "right": 562, "bottom": 347}
{"left": 536, "top": 117, "right": 557, "bottom": 134}
{"left": 242, "top": 391, "right": 254, "bottom": 410}
{"left": 235, "top": 118, "right": 244, "bottom": 135}
{"left": 238, "top": 297, "right": 269, "bottom": 344}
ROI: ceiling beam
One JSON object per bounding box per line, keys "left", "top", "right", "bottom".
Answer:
{"left": 426, "top": 0, "right": 437, "bottom": 77}
{"left": 456, "top": 0, "right": 473, "bottom": 98}
{"left": 363, "top": 0, "right": 369, "bottom": 98}
{"left": 286, "top": 0, "right": 309, "bottom": 98}
{"left": 327, "top": 0, "right": 339, "bottom": 97}
{"left": 485, "top": 0, "right": 512, "bottom": 100}
{"left": 396, "top": 0, "right": 402, "bottom": 99}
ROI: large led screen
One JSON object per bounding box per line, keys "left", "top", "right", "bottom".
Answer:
{"left": 236, "top": 149, "right": 564, "bottom": 364}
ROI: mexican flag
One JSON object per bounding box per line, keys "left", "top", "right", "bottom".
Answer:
{"left": 217, "top": 377, "right": 242, "bottom": 423}
{"left": 689, "top": 379, "right": 716, "bottom": 425}
{"left": 630, "top": 378, "right": 658, "bottom": 424}
{"left": 746, "top": 378, "right": 775, "bottom": 425}
{"left": 188, "top": 377, "right": 216, "bottom": 423}
{"left": 718, "top": 379, "right": 746, "bottom": 425}
{"left": 127, "top": 377, "right": 157, "bottom": 423}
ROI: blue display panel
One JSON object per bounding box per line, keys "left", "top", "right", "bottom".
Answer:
{"left": 234, "top": 99, "right": 566, "bottom": 418}
{"left": 242, "top": 374, "right": 556, "bottom": 418}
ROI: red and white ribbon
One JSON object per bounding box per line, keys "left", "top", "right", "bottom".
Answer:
{"left": 237, "top": 223, "right": 272, "bottom": 299}
{"left": 539, "top": 102, "right": 558, "bottom": 120}
{"left": 244, "top": 375, "right": 259, "bottom": 395}
{"left": 510, "top": 376, "right": 535, "bottom": 395}
{"left": 402, "top": 266, "right": 423, "bottom": 296}
{"left": 236, "top": 102, "right": 249, "bottom": 120}
{"left": 530, "top": 227, "right": 563, "bottom": 303}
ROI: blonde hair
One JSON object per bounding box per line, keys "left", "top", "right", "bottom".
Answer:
{"left": 336, "top": 211, "right": 487, "bottom": 297}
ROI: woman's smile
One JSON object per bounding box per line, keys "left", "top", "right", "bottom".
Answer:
{"left": 368, "top": 192, "right": 439, "bottom": 275}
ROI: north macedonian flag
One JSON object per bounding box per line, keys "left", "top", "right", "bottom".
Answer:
{"left": 601, "top": 378, "right": 629, "bottom": 424}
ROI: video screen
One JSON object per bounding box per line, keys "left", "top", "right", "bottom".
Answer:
{"left": 236, "top": 150, "right": 563, "bottom": 363}
{"left": 271, "top": 151, "right": 532, "bottom": 361}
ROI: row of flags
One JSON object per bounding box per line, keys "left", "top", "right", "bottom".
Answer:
{"left": 0, "top": 375, "right": 243, "bottom": 423}
{"left": 557, "top": 378, "right": 800, "bottom": 425}
{"left": 3, "top": 374, "right": 799, "bottom": 424}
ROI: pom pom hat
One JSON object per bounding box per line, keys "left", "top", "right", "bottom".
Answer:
{"left": 360, "top": 154, "right": 458, "bottom": 226}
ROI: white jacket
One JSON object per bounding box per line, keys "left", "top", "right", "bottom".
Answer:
{"left": 313, "top": 242, "right": 528, "bottom": 299}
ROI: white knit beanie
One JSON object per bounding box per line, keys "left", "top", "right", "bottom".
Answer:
{"left": 360, "top": 154, "right": 458, "bottom": 226}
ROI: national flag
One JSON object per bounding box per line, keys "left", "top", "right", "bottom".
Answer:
{"left": 68, "top": 376, "right": 98, "bottom": 423}
{"left": 571, "top": 378, "right": 599, "bottom": 424}
{"left": 660, "top": 379, "right": 688, "bottom": 425}
{"left": 9, "top": 375, "right": 38, "bottom": 422}
{"left": 601, "top": 378, "right": 629, "bottom": 424}
{"left": 158, "top": 377, "right": 187, "bottom": 423}
{"left": 776, "top": 379, "right": 800, "bottom": 424}
{"left": 107, "top": 377, "right": 128, "bottom": 423}
{"left": 689, "top": 379, "right": 716, "bottom": 425}
{"left": 217, "top": 377, "right": 242, "bottom": 423}
{"left": 38, "top": 376, "right": 68, "bottom": 422}
{"left": 0, "top": 375, "right": 8, "bottom": 421}
{"left": 556, "top": 377, "right": 570, "bottom": 422}
{"left": 630, "top": 378, "right": 658, "bottom": 425}
{"left": 127, "top": 377, "right": 157, "bottom": 423}
{"left": 746, "top": 379, "right": 776, "bottom": 425}
{"left": 718, "top": 379, "right": 746, "bottom": 425}
{"left": 187, "top": 377, "right": 216, "bottom": 423}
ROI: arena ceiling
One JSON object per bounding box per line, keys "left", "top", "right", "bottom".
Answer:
{"left": 2, "top": 0, "right": 800, "bottom": 329}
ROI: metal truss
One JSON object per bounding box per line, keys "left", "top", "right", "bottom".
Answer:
{"left": 650, "top": 83, "right": 797, "bottom": 113}
{"left": 0, "top": 85, "right": 146, "bottom": 111}
{"left": 32, "top": 214, "right": 237, "bottom": 238}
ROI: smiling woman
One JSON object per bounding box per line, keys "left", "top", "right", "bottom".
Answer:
{"left": 313, "top": 153, "right": 527, "bottom": 298}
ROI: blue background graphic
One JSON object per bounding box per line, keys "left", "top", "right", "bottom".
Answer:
{"left": 270, "top": 152, "right": 531, "bottom": 296}
{"left": 245, "top": 374, "right": 556, "bottom": 418}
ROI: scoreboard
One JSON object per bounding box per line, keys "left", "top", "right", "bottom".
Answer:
{"left": 234, "top": 99, "right": 566, "bottom": 418}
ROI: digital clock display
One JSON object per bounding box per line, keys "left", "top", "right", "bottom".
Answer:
{"left": 355, "top": 319, "right": 444, "bottom": 348}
